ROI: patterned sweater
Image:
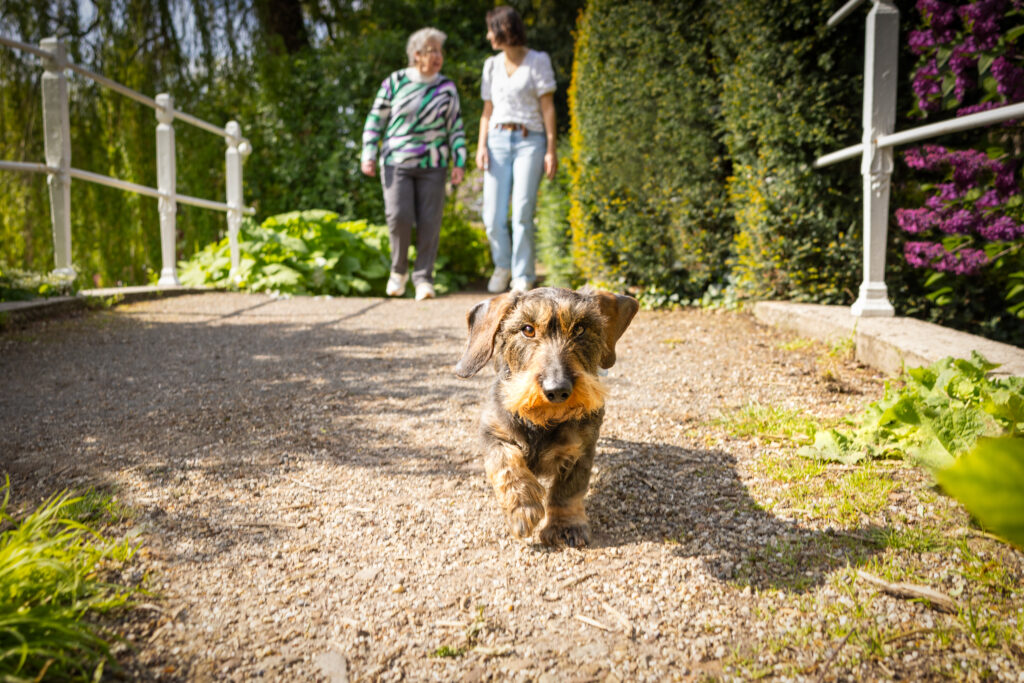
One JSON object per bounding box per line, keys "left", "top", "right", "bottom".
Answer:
{"left": 361, "top": 69, "right": 467, "bottom": 169}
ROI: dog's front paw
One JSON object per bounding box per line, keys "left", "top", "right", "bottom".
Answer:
{"left": 507, "top": 500, "right": 545, "bottom": 538}
{"left": 539, "top": 521, "right": 591, "bottom": 548}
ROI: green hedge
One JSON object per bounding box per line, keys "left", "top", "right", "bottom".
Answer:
{"left": 568, "top": 0, "right": 731, "bottom": 298}
{"left": 569, "top": 0, "right": 864, "bottom": 304}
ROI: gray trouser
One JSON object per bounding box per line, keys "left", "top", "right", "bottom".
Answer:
{"left": 381, "top": 165, "right": 447, "bottom": 285}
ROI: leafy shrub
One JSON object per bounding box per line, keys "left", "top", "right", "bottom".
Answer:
{"left": 178, "top": 210, "right": 390, "bottom": 296}
{"left": 0, "top": 263, "right": 77, "bottom": 302}
{"left": 889, "top": 0, "right": 1024, "bottom": 343}
{"left": 799, "top": 352, "right": 1023, "bottom": 469}
{"left": 178, "top": 208, "right": 489, "bottom": 297}
{"left": 937, "top": 436, "right": 1024, "bottom": 548}
{"left": 0, "top": 481, "right": 141, "bottom": 681}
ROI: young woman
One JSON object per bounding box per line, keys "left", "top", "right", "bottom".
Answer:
{"left": 476, "top": 6, "right": 557, "bottom": 293}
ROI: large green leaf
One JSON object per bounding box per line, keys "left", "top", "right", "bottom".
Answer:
{"left": 937, "top": 437, "right": 1024, "bottom": 548}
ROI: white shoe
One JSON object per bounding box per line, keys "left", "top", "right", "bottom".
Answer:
{"left": 487, "top": 267, "right": 511, "bottom": 293}
{"left": 510, "top": 277, "right": 533, "bottom": 293}
{"left": 415, "top": 282, "right": 435, "bottom": 301}
{"left": 385, "top": 272, "right": 408, "bottom": 297}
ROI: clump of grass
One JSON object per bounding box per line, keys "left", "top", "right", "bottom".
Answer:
{"left": 0, "top": 480, "right": 141, "bottom": 681}
{"left": 716, "top": 401, "right": 820, "bottom": 444}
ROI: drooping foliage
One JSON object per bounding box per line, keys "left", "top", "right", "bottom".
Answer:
{"left": 0, "top": 0, "right": 582, "bottom": 289}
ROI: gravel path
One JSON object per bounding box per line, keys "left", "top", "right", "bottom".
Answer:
{"left": 1, "top": 291, "right": 1021, "bottom": 681}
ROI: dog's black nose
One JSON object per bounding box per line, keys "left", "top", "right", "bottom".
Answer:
{"left": 542, "top": 377, "right": 573, "bottom": 403}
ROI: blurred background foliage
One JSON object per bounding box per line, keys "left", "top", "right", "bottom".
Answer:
{"left": 0, "top": 0, "right": 1021, "bottom": 343}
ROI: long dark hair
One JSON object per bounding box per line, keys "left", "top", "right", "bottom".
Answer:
{"left": 486, "top": 6, "right": 526, "bottom": 47}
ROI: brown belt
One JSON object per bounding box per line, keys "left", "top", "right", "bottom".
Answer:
{"left": 496, "top": 123, "right": 529, "bottom": 136}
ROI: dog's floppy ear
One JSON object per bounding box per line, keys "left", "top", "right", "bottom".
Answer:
{"left": 454, "top": 292, "right": 518, "bottom": 378}
{"left": 595, "top": 291, "right": 639, "bottom": 369}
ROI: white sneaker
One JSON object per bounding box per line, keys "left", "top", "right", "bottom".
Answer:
{"left": 487, "top": 267, "right": 511, "bottom": 293}
{"left": 510, "top": 277, "right": 533, "bottom": 293}
{"left": 415, "top": 281, "right": 435, "bottom": 301}
{"left": 385, "top": 272, "right": 408, "bottom": 297}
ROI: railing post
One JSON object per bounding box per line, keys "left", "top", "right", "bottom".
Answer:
{"left": 852, "top": 0, "right": 898, "bottom": 317}
{"left": 224, "top": 121, "right": 251, "bottom": 284}
{"left": 155, "top": 93, "right": 180, "bottom": 286}
{"left": 40, "top": 37, "right": 74, "bottom": 280}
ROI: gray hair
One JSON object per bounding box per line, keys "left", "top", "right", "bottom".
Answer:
{"left": 406, "top": 27, "right": 447, "bottom": 66}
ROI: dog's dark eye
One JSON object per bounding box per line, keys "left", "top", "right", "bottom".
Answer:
{"left": 521, "top": 324, "right": 535, "bottom": 338}
{"left": 575, "top": 325, "right": 586, "bottom": 337}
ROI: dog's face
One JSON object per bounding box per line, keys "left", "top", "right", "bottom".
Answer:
{"left": 455, "top": 287, "right": 639, "bottom": 426}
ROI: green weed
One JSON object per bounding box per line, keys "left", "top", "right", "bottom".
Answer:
{"left": 0, "top": 480, "right": 142, "bottom": 681}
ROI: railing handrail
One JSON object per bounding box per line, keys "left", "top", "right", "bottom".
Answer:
{"left": 815, "top": 101, "right": 1024, "bottom": 168}
{"left": 0, "top": 33, "right": 254, "bottom": 286}
{"left": 0, "top": 33, "right": 249, "bottom": 146}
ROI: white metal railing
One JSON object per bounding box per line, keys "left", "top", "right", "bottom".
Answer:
{"left": 816, "top": 0, "right": 1024, "bottom": 317}
{"left": 0, "top": 34, "right": 254, "bottom": 286}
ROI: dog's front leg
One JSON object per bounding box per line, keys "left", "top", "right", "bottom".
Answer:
{"left": 485, "top": 442, "right": 545, "bottom": 539}
{"left": 539, "top": 448, "right": 594, "bottom": 548}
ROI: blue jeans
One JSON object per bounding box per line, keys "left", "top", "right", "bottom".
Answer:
{"left": 482, "top": 128, "right": 546, "bottom": 283}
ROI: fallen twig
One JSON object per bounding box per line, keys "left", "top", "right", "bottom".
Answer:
{"left": 856, "top": 570, "right": 958, "bottom": 614}
{"left": 575, "top": 614, "right": 612, "bottom": 631}
{"left": 601, "top": 601, "right": 635, "bottom": 638}
{"left": 813, "top": 629, "right": 854, "bottom": 681}
{"left": 559, "top": 571, "right": 598, "bottom": 591}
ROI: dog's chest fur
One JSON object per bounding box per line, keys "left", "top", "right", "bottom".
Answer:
{"left": 485, "top": 398, "right": 604, "bottom": 479}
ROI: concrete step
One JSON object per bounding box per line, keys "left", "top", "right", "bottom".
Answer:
{"left": 753, "top": 301, "right": 1024, "bottom": 379}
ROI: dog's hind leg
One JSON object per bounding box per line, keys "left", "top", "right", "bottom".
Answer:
{"left": 539, "top": 448, "right": 595, "bottom": 548}
{"left": 485, "top": 443, "right": 545, "bottom": 539}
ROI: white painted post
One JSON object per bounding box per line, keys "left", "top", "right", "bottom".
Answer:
{"left": 40, "top": 37, "right": 75, "bottom": 280}
{"left": 224, "top": 121, "right": 250, "bottom": 284}
{"left": 155, "top": 93, "right": 180, "bottom": 286}
{"left": 851, "top": 0, "right": 898, "bottom": 317}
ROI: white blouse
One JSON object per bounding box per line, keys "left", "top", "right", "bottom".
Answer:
{"left": 480, "top": 50, "right": 556, "bottom": 133}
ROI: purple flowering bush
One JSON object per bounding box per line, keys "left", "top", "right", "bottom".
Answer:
{"left": 897, "top": 0, "right": 1024, "bottom": 333}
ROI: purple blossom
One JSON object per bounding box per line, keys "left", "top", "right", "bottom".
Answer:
{"left": 925, "top": 194, "right": 947, "bottom": 210}
{"left": 978, "top": 215, "right": 1022, "bottom": 240}
{"left": 939, "top": 208, "right": 978, "bottom": 234}
{"left": 992, "top": 56, "right": 1024, "bottom": 102}
{"left": 956, "top": 101, "right": 1003, "bottom": 117}
{"left": 905, "top": 240, "right": 948, "bottom": 268}
{"left": 994, "top": 160, "right": 1021, "bottom": 196}
{"left": 949, "top": 248, "right": 989, "bottom": 275}
{"left": 949, "top": 47, "right": 978, "bottom": 102}
{"left": 909, "top": 29, "right": 939, "bottom": 55}
{"left": 896, "top": 207, "right": 942, "bottom": 234}
{"left": 913, "top": 59, "right": 943, "bottom": 112}
{"left": 918, "top": 0, "right": 959, "bottom": 42}
{"left": 976, "top": 189, "right": 1003, "bottom": 208}
{"left": 948, "top": 148, "right": 991, "bottom": 188}
{"left": 959, "top": 0, "right": 1007, "bottom": 51}
{"left": 904, "top": 144, "right": 949, "bottom": 171}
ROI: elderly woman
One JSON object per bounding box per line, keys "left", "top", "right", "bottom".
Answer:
{"left": 361, "top": 27, "right": 467, "bottom": 301}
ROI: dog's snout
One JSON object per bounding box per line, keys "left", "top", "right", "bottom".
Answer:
{"left": 541, "top": 367, "right": 573, "bottom": 403}
{"left": 542, "top": 377, "right": 573, "bottom": 403}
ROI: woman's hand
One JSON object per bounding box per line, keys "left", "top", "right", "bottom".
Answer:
{"left": 451, "top": 167, "right": 465, "bottom": 186}
{"left": 544, "top": 151, "right": 557, "bottom": 180}
{"left": 475, "top": 146, "right": 489, "bottom": 172}
{"left": 360, "top": 159, "right": 376, "bottom": 177}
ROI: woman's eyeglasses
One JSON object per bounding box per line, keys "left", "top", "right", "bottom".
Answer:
{"left": 419, "top": 48, "right": 443, "bottom": 56}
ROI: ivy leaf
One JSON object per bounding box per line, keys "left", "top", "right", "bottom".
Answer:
{"left": 937, "top": 437, "right": 1024, "bottom": 548}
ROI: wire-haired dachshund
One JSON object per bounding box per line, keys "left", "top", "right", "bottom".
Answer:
{"left": 454, "top": 287, "right": 639, "bottom": 547}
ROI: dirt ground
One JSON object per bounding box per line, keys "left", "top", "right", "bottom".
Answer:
{"left": 1, "top": 291, "right": 1021, "bottom": 682}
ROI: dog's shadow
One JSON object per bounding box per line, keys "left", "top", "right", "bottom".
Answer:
{"left": 585, "top": 437, "right": 886, "bottom": 593}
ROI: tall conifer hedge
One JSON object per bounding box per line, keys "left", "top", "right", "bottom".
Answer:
{"left": 569, "top": 0, "right": 865, "bottom": 303}
{"left": 569, "top": 0, "right": 730, "bottom": 297}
